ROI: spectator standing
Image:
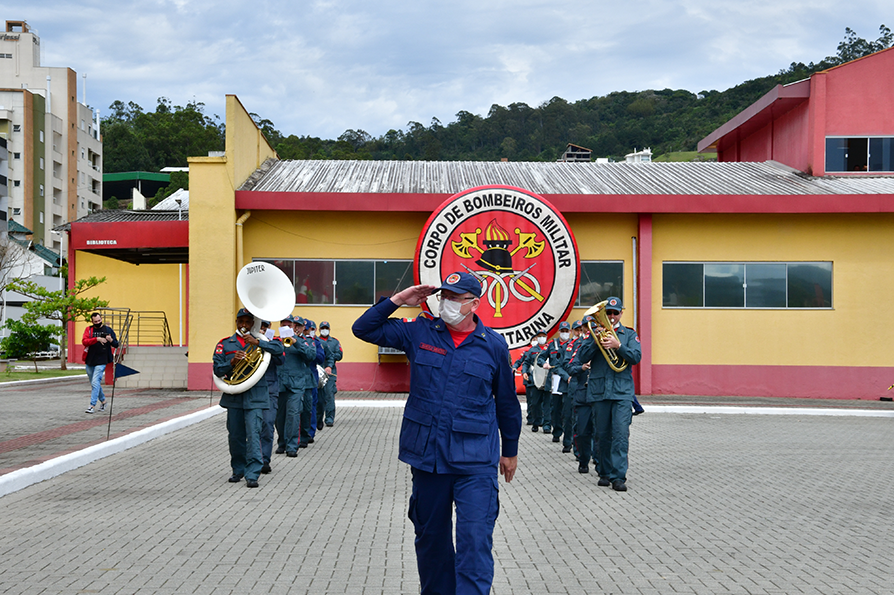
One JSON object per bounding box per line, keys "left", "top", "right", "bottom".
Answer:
{"left": 82, "top": 312, "right": 118, "bottom": 414}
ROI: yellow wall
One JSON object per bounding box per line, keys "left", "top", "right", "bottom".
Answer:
{"left": 652, "top": 213, "right": 894, "bottom": 367}
{"left": 188, "top": 95, "right": 278, "bottom": 366}
{"left": 241, "top": 211, "right": 427, "bottom": 363}
{"left": 565, "top": 213, "right": 639, "bottom": 319}
{"left": 237, "top": 211, "right": 639, "bottom": 362}
{"left": 73, "top": 252, "right": 185, "bottom": 344}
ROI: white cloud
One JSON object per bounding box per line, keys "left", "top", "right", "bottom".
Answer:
{"left": 4, "top": 0, "right": 890, "bottom": 138}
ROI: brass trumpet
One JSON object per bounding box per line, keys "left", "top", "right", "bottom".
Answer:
{"left": 282, "top": 336, "right": 296, "bottom": 348}
{"left": 584, "top": 300, "right": 628, "bottom": 373}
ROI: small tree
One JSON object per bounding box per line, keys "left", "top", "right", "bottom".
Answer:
{"left": 1, "top": 319, "right": 57, "bottom": 372}
{"left": 4, "top": 277, "right": 109, "bottom": 370}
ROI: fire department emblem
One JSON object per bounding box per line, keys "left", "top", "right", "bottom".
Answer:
{"left": 415, "top": 185, "right": 579, "bottom": 350}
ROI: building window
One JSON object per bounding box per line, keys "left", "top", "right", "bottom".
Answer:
{"left": 39, "top": 130, "right": 44, "bottom": 143}
{"left": 40, "top": 184, "right": 44, "bottom": 196}
{"left": 662, "top": 262, "right": 832, "bottom": 309}
{"left": 576, "top": 261, "right": 623, "bottom": 307}
{"left": 0, "top": 53, "right": 12, "bottom": 59}
{"left": 826, "top": 137, "right": 894, "bottom": 172}
{"left": 12, "top": 207, "right": 21, "bottom": 215}
{"left": 39, "top": 212, "right": 44, "bottom": 223}
{"left": 39, "top": 157, "right": 44, "bottom": 170}
{"left": 256, "top": 259, "right": 414, "bottom": 305}
{"left": 12, "top": 152, "right": 20, "bottom": 159}
{"left": 13, "top": 124, "right": 20, "bottom": 132}
{"left": 13, "top": 180, "right": 20, "bottom": 187}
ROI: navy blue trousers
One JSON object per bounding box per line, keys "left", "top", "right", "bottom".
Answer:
{"left": 408, "top": 469, "right": 500, "bottom": 595}
{"left": 226, "top": 407, "right": 263, "bottom": 481}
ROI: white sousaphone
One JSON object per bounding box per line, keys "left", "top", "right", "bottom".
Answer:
{"left": 213, "top": 262, "right": 296, "bottom": 394}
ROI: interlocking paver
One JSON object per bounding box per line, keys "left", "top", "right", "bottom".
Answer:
{"left": 1, "top": 383, "right": 893, "bottom": 594}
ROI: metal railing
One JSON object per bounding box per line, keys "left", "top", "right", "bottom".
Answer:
{"left": 95, "top": 308, "right": 173, "bottom": 365}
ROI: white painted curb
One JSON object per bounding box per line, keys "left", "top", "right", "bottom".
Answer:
{"left": 0, "top": 405, "right": 225, "bottom": 498}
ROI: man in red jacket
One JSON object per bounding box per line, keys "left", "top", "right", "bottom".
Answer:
{"left": 81, "top": 312, "right": 119, "bottom": 414}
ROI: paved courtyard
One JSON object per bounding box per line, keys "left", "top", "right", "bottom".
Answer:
{"left": 1, "top": 381, "right": 893, "bottom": 594}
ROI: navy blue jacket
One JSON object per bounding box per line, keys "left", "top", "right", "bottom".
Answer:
{"left": 352, "top": 298, "right": 522, "bottom": 475}
{"left": 278, "top": 336, "right": 318, "bottom": 391}
{"left": 214, "top": 333, "right": 283, "bottom": 409}
{"left": 577, "top": 325, "right": 642, "bottom": 402}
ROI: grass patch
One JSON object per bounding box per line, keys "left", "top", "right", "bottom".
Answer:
{"left": 653, "top": 151, "right": 716, "bottom": 162}
{"left": 1, "top": 368, "right": 85, "bottom": 382}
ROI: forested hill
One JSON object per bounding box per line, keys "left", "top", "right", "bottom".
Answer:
{"left": 102, "top": 25, "right": 891, "bottom": 178}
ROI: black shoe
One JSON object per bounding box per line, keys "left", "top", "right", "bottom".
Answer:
{"left": 246, "top": 479, "right": 259, "bottom": 488}
{"left": 317, "top": 419, "right": 324, "bottom": 430}
{"left": 228, "top": 475, "right": 243, "bottom": 483}
{"left": 261, "top": 463, "right": 272, "bottom": 474}
{"left": 633, "top": 410, "right": 644, "bottom": 416}
{"left": 526, "top": 421, "right": 533, "bottom": 426}
{"left": 562, "top": 445, "right": 572, "bottom": 453}
{"left": 286, "top": 451, "right": 297, "bottom": 457}
{"left": 552, "top": 436, "right": 560, "bottom": 443}
{"left": 578, "top": 464, "right": 589, "bottom": 474}
{"left": 542, "top": 426, "right": 552, "bottom": 433}
{"left": 532, "top": 426, "right": 539, "bottom": 432}
{"left": 298, "top": 442, "right": 308, "bottom": 448}
{"left": 275, "top": 447, "right": 286, "bottom": 454}
{"left": 611, "top": 480, "right": 627, "bottom": 492}
{"left": 307, "top": 438, "right": 314, "bottom": 444}
{"left": 598, "top": 478, "right": 611, "bottom": 487}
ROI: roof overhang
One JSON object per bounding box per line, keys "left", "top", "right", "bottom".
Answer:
{"left": 697, "top": 80, "right": 811, "bottom": 153}
{"left": 69, "top": 219, "right": 189, "bottom": 264}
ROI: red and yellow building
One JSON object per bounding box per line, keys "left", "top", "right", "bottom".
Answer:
{"left": 66, "top": 49, "right": 894, "bottom": 399}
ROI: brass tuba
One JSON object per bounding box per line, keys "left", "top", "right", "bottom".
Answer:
{"left": 213, "top": 262, "right": 296, "bottom": 394}
{"left": 584, "top": 300, "right": 628, "bottom": 373}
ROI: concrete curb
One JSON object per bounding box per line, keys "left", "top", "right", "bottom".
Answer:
{"left": 0, "top": 375, "right": 85, "bottom": 388}
{"left": 0, "top": 405, "right": 225, "bottom": 498}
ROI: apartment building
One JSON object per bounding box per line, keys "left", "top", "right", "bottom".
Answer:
{"left": 0, "top": 19, "right": 101, "bottom": 256}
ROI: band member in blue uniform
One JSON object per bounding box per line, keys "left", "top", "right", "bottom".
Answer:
{"left": 213, "top": 308, "right": 283, "bottom": 488}
{"left": 352, "top": 272, "right": 521, "bottom": 595}
{"left": 303, "top": 319, "right": 326, "bottom": 442}
{"left": 317, "top": 321, "right": 343, "bottom": 427}
{"left": 276, "top": 316, "right": 318, "bottom": 455}
{"left": 258, "top": 320, "right": 284, "bottom": 474}
{"left": 576, "top": 297, "right": 642, "bottom": 492}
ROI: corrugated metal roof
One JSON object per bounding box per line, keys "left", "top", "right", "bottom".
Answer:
{"left": 241, "top": 160, "right": 894, "bottom": 196}
{"left": 56, "top": 209, "right": 189, "bottom": 231}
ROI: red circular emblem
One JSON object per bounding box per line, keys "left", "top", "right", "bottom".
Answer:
{"left": 415, "top": 185, "right": 579, "bottom": 349}
{"left": 445, "top": 273, "right": 461, "bottom": 285}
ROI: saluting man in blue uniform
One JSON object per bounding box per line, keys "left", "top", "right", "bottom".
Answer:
{"left": 576, "top": 297, "right": 642, "bottom": 492}
{"left": 213, "top": 308, "right": 283, "bottom": 488}
{"left": 352, "top": 272, "right": 522, "bottom": 595}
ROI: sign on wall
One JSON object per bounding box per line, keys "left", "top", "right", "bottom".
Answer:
{"left": 415, "top": 185, "right": 579, "bottom": 349}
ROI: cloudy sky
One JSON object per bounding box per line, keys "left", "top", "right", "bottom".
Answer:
{"left": 5, "top": 1, "right": 890, "bottom": 139}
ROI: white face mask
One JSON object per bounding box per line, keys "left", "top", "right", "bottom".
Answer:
{"left": 439, "top": 298, "right": 467, "bottom": 326}
{"left": 559, "top": 332, "right": 570, "bottom": 341}
{"left": 320, "top": 329, "right": 330, "bottom": 337}
{"left": 537, "top": 336, "right": 546, "bottom": 345}
{"left": 530, "top": 341, "right": 538, "bottom": 348}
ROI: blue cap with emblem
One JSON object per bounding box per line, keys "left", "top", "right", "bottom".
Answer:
{"left": 293, "top": 315, "right": 306, "bottom": 326}
{"left": 558, "top": 321, "right": 571, "bottom": 331}
{"left": 435, "top": 271, "right": 482, "bottom": 298}
{"left": 236, "top": 308, "right": 253, "bottom": 319}
{"left": 571, "top": 320, "right": 583, "bottom": 329}
{"left": 320, "top": 321, "right": 330, "bottom": 328}
{"left": 281, "top": 314, "right": 295, "bottom": 323}
{"left": 605, "top": 296, "right": 624, "bottom": 311}
{"left": 305, "top": 319, "right": 316, "bottom": 330}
